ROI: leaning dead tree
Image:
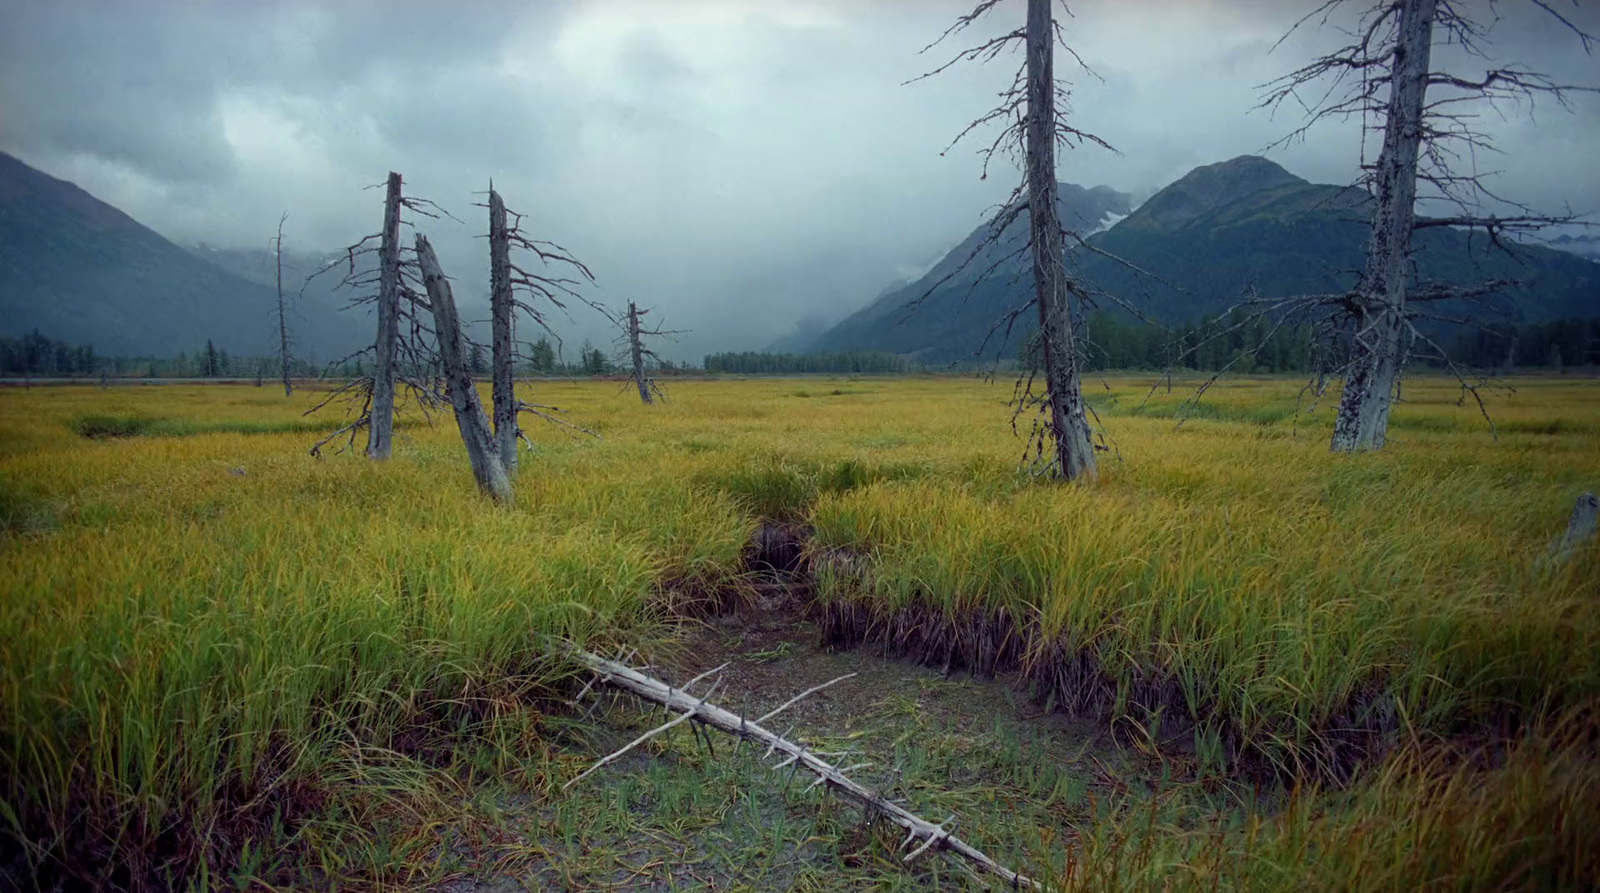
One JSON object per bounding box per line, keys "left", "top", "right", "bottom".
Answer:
{"left": 272, "top": 212, "right": 294, "bottom": 398}
{"left": 307, "top": 171, "right": 453, "bottom": 458}
{"left": 416, "top": 234, "right": 512, "bottom": 503}
{"left": 1259, "top": 0, "right": 1596, "bottom": 452}
{"left": 618, "top": 301, "right": 680, "bottom": 405}
{"left": 908, "top": 0, "right": 1126, "bottom": 482}
{"left": 563, "top": 644, "right": 1043, "bottom": 890}
{"left": 485, "top": 185, "right": 601, "bottom": 476}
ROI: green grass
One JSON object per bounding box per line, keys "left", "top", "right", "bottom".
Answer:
{"left": 1, "top": 375, "right": 1597, "bottom": 890}
{"left": 70, "top": 412, "right": 422, "bottom": 439}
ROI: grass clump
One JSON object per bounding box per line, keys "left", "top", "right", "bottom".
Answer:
{"left": 71, "top": 414, "right": 160, "bottom": 438}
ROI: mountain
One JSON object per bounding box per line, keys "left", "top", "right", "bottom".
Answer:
{"left": 184, "top": 241, "right": 373, "bottom": 356}
{"left": 0, "top": 151, "right": 366, "bottom": 360}
{"left": 807, "top": 181, "right": 1132, "bottom": 358}
{"left": 812, "top": 156, "right": 1600, "bottom": 364}
{"left": 764, "top": 314, "right": 838, "bottom": 353}
{"left": 1548, "top": 234, "right": 1600, "bottom": 263}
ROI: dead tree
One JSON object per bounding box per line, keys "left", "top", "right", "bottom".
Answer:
{"left": 489, "top": 189, "right": 517, "bottom": 471}
{"left": 370, "top": 172, "right": 404, "bottom": 459}
{"left": 416, "top": 233, "right": 512, "bottom": 503}
{"left": 1260, "top": 0, "right": 1596, "bottom": 452}
{"left": 909, "top": 0, "right": 1126, "bottom": 482}
{"left": 484, "top": 186, "right": 601, "bottom": 476}
{"left": 619, "top": 301, "right": 679, "bottom": 405}
{"left": 272, "top": 211, "right": 294, "bottom": 398}
{"left": 307, "top": 172, "right": 451, "bottom": 458}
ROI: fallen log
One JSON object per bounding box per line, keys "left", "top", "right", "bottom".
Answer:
{"left": 562, "top": 643, "right": 1044, "bottom": 890}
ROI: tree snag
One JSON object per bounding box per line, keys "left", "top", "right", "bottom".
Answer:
{"left": 909, "top": 0, "right": 1126, "bottom": 481}
{"left": 1022, "top": 0, "right": 1096, "bottom": 481}
{"left": 1329, "top": 0, "right": 1434, "bottom": 452}
{"left": 416, "top": 233, "right": 512, "bottom": 503}
{"left": 488, "top": 188, "right": 520, "bottom": 475}
{"left": 618, "top": 301, "right": 678, "bottom": 405}
{"left": 627, "top": 302, "right": 653, "bottom": 404}
{"left": 273, "top": 211, "right": 294, "bottom": 398}
{"left": 482, "top": 185, "right": 604, "bottom": 470}
{"left": 369, "top": 171, "right": 404, "bottom": 459}
{"left": 1261, "top": 0, "right": 1597, "bottom": 453}
{"left": 306, "top": 172, "right": 454, "bottom": 458}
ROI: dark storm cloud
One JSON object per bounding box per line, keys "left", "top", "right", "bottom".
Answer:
{"left": 1, "top": 0, "right": 1595, "bottom": 361}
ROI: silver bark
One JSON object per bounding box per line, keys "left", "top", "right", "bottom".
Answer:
{"left": 367, "top": 171, "right": 403, "bottom": 460}
{"left": 627, "top": 302, "right": 652, "bottom": 405}
{"left": 1024, "top": 0, "right": 1096, "bottom": 482}
{"left": 274, "top": 212, "right": 293, "bottom": 398}
{"left": 416, "top": 234, "right": 513, "bottom": 504}
{"left": 488, "top": 189, "right": 519, "bottom": 476}
{"left": 1330, "top": 0, "right": 1435, "bottom": 453}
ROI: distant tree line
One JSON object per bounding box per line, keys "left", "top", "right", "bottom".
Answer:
{"left": 704, "top": 350, "right": 911, "bottom": 374}
{"left": 0, "top": 330, "right": 98, "bottom": 376}
{"left": 8, "top": 317, "right": 1594, "bottom": 381}
{"left": 0, "top": 330, "right": 320, "bottom": 379}
{"left": 1449, "top": 317, "right": 1600, "bottom": 371}
{"left": 1016, "top": 311, "right": 1317, "bottom": 373}
{"left": 1021, "top": 312, "right": 1600, "bottom": 374}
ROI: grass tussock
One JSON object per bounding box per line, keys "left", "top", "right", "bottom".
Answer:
{"left": 1, "top": 374, "right": 1597, "bottom": 889}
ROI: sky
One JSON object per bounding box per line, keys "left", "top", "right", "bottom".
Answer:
{"left": 2, "top": 0, "right": 1596, "bottom": 362}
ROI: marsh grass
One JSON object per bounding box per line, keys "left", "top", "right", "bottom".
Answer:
{"left": 1, "top": 375, "right": 1597, "bottom": 889}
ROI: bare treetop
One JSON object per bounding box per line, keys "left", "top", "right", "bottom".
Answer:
{"left": 1261, "top": 0, "right": 1597, "bottom": 224}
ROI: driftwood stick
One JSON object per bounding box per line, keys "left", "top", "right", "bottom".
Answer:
{"left": 564, "top": 709, "right": 695, "bottom": 791}
{"left": 680, "top": 662, "right": 731, "bottom": 696}
{"left": 756, "top": 672, "right": 858, "bottom": 724}
{"left": 562, "top": 644, "right": 1044, "bottom": 890}
{"left": 563, "top": 677, "right": 723, "bottom": 793}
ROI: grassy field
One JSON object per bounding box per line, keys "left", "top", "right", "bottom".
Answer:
{"left": 2, "top": 374, "right": 1597, "bottom": 890}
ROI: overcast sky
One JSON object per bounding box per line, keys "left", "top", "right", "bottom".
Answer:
{"left": 3, "top": 0, "right": 1596, "bottom": 361}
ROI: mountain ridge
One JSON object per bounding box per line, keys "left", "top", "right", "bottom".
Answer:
{"left": 0, "top": 151, "right": 367, "bottom": 360}
{"left": 809, "top": 156, "right": 1599, "bottom": 363}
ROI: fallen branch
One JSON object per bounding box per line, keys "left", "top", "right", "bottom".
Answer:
{"left": 562, "top": 644, "right": 1044, "bottom": 890}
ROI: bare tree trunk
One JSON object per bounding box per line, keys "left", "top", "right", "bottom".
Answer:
{"left": 368, "top": 172, "right": 403, "bottom": 460}
{"left": 1331, "top": 0, "right": 1434, "bottom": 453}
{"left": 488, "top": 188, "right": 519, "bottom": 476}
{"left": 1025, "top": 0, "right": 1096, "bottom": 482}
{"left": 416, "top": 234, "right": 512, "bottom": 503}
{"left": 275, "top": 212, "right": 294, "bottom": 398}
{"left": 627, "top": 301, "right": 652, "bottom": 405}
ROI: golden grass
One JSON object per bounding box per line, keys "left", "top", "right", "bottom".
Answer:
{"left": 1, "top": 374, "right": 1597, "bottom": 888}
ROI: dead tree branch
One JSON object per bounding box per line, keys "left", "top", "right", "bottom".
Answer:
{"left": 563, "top": 645, "right": 1044, "bottom": 891}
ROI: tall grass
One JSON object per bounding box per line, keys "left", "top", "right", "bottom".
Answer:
{"left": 1, "top": 375, "right": 1596, "bottom": 888}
